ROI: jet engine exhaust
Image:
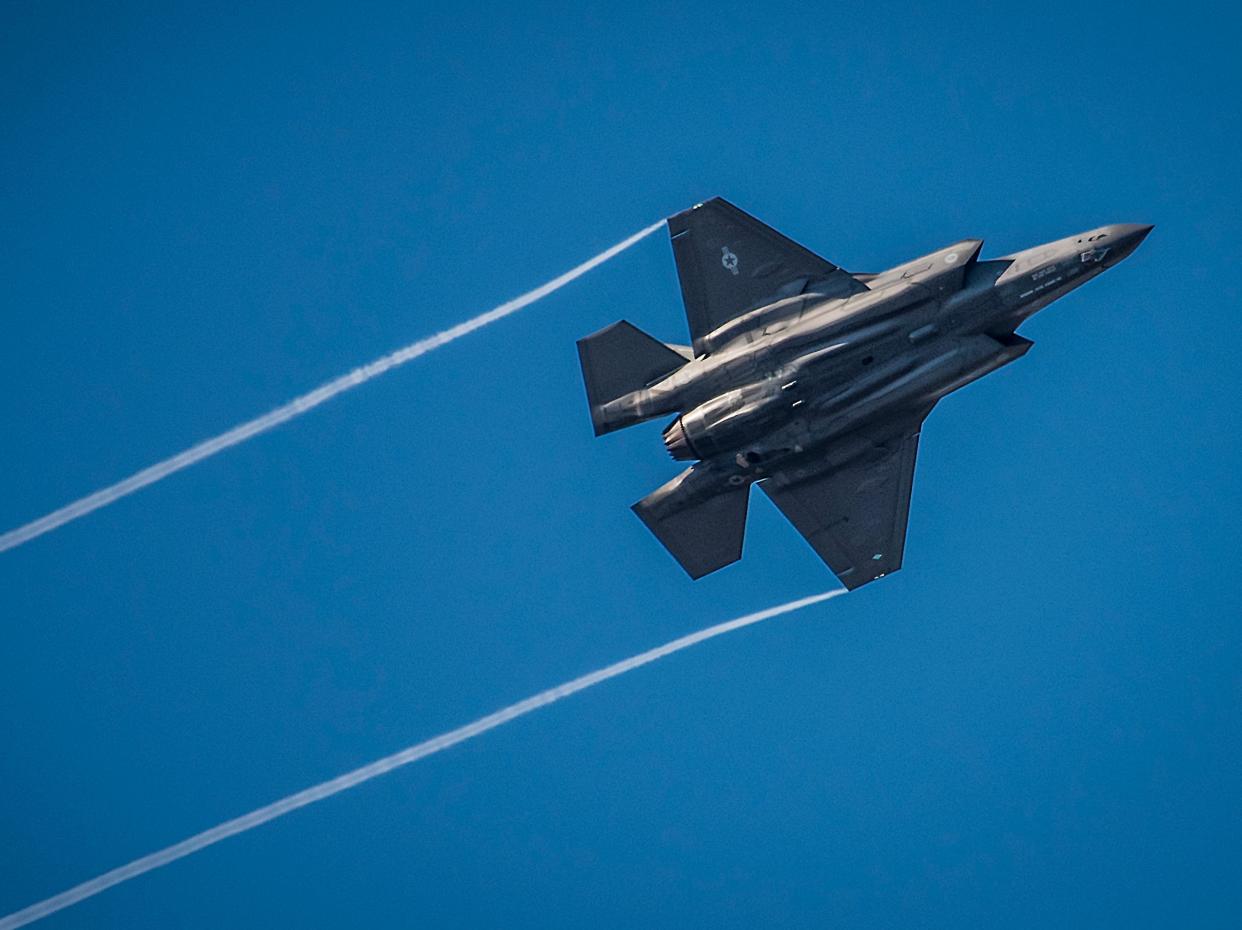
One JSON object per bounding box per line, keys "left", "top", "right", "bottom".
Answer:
{"left": 662, "top": 416, "right": 697, "bottom": 460}
{"left": 0, "top": 220, "right": 665, "bottom": 555}
{"left": 0, "top": 590, "right": 845, "bottom": 929}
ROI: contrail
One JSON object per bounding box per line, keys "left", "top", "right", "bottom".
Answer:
{"left": 0, "top": 220, "right": 666, "bottom": 555}
{"left": 0, "top": 590, "right": 844, "bottom": 929}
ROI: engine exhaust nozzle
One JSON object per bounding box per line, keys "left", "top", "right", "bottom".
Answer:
{"left": 662, "top": 417, "right": 697, "bottom": 461}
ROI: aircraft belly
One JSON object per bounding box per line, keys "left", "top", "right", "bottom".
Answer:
{"left": 688, "top": 333, "right": 1026, "bottom": 475}
{"left": 580, "top": 198, "right": 1152, "bottom": 583}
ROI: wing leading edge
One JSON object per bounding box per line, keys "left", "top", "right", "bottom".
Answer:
{"left": 759, "top": 415, "right": 929, "bottom": 590}
{"left": 667, "top": 198, "right": 866, "bottom": 355}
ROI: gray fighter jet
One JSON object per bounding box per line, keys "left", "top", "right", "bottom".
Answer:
{"left": 577, "top": 199, "right": 1151, "bottom": 589}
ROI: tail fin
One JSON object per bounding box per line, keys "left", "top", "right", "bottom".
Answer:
{"left": 576, "top": 320, "right": 689, "bottom": 436}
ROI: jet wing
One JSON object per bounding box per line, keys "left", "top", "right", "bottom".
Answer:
{"left": 759, "top": 415, "right": 929, "bottom": 590}
{"left": 667, "top": 198, "right": 867, "bottom": 355}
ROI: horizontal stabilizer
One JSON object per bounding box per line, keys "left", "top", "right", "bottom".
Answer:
{"left": 633, "top": 480, "right": 749, "bottom": 579}
{"left": 577, "top": 320, "right": 689, "bottom": 436}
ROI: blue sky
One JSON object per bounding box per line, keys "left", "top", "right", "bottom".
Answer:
{"left": 2, "top": 2, "right": 1239, "bottom": 927}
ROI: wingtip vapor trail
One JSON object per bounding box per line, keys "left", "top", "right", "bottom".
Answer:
{"left": 0, "top": 219, "right": 666, "bottom": 555}
{"left": 0, "top": 589, "right": 845, "bottom": 929}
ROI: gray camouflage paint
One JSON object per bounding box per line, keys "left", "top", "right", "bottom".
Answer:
{"left": 578, "top": 199, "right": 1150, "bottom": 589}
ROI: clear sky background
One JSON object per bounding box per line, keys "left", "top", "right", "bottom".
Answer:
{"left": 2, "top": 3, "right": 1239, "bottom": 927}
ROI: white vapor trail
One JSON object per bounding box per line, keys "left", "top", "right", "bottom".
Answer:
{"left": 0, "top": 220, "right": 665, "bottom": 555}
{"left": 0, "top": 589, "right": 845, "bottom": 929}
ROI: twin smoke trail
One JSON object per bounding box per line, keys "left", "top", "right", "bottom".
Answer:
{"left": 0, "top": 220, "right": 666, "bottom": 554}
{"left": 0, "top": 219, "right": 848, "bottom": 926}
{"left": 0, "top": 590, "right": 846, "bottom": 929}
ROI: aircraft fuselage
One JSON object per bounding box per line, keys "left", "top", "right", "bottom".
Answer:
{"left": 577, "top": 198, "right": 1150, "bottom": 586}
{"left": 614, "top": 224, "right": 1150, "bottom": 503}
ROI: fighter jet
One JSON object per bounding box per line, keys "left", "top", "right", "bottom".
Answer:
{"left": 577, "top": 198, "right": 1151, "bottom": 589}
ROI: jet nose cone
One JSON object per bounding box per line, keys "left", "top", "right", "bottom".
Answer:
{"left": 1116, "top": 223, "right": 1154, "bottom": 241}
{"left": 1105, "top": 223, "right": 1154, "bottom": 264}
